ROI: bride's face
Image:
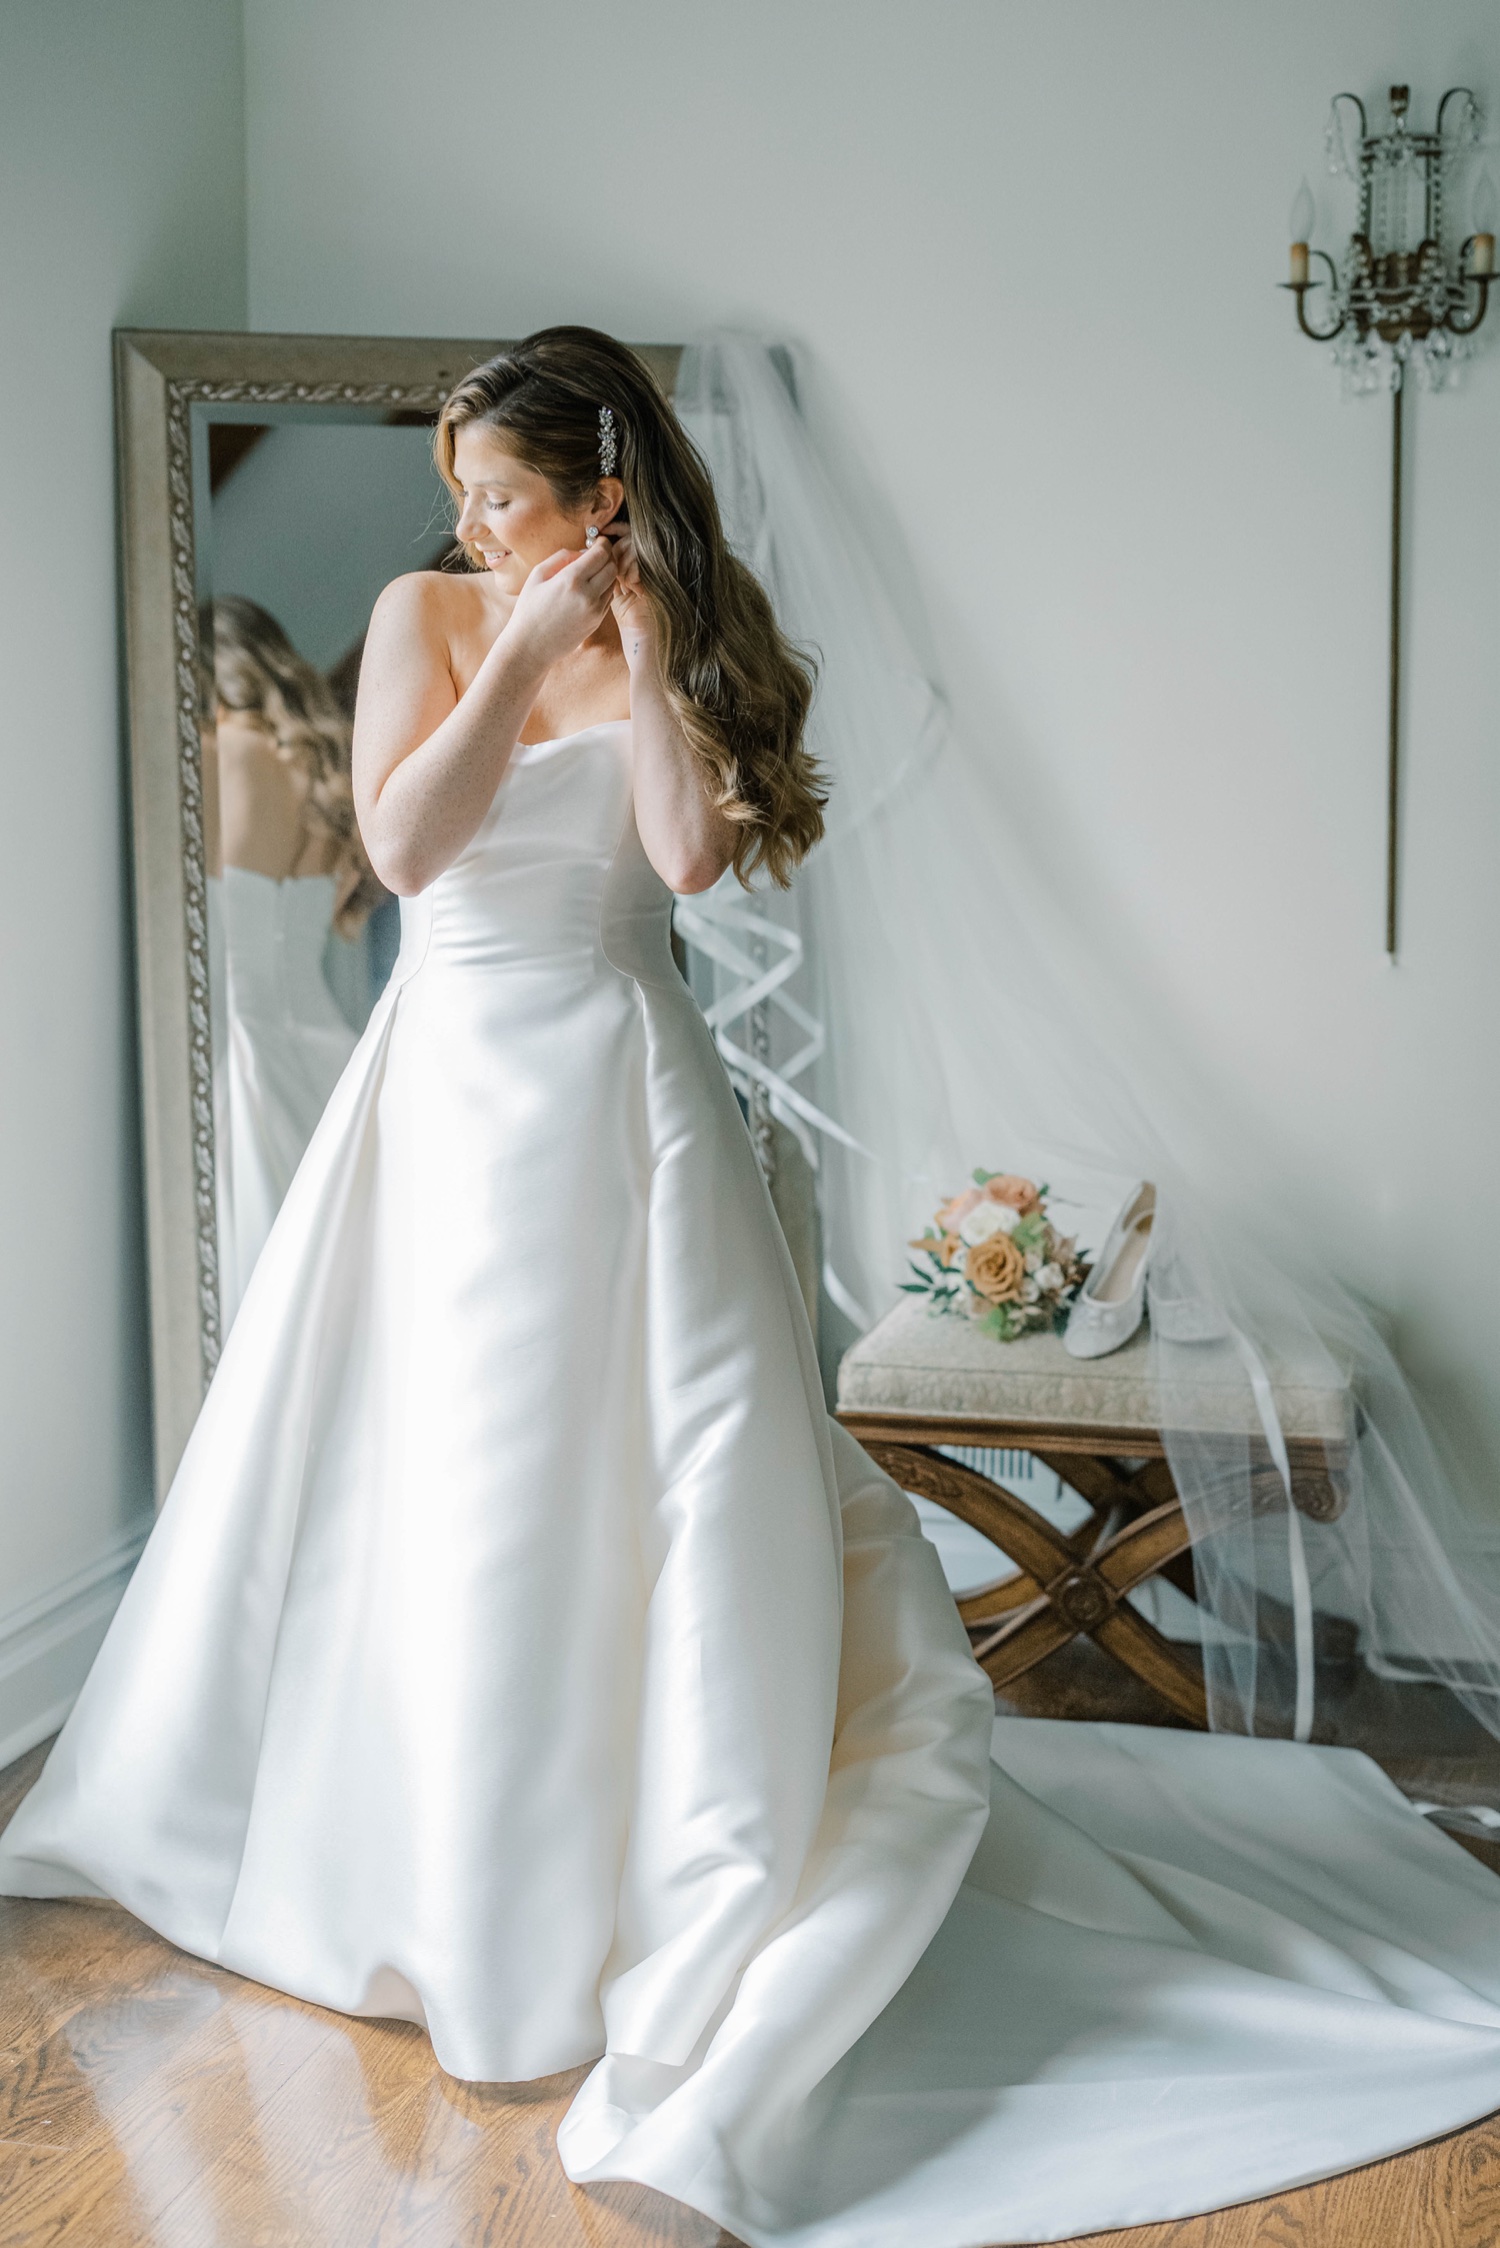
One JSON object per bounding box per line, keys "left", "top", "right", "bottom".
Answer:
{"left": 452, "top": 425, "right": 595, "bottom": 593}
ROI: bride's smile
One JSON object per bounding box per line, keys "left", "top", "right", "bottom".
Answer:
{"left": 452, "top": 423, "right": 610, "bottom": 593}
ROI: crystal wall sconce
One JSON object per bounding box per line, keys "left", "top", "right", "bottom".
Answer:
{"left": 1282, "top": 84, "right": 1495, "bottom": 958}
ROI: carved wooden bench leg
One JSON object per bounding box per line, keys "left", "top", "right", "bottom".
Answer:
{"left": 1032, "top": 1447, "right": 1202, "bottom": 1619}
{"left": 970, "top": 1498, "right": 1209, "bottom": 1727}
{"left": 858, "top": 1440, "right": 1209, "bottom": 1729}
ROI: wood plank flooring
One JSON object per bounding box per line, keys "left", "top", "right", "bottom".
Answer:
{"left": 4, "top": 1730, "right": 1500, "bottom": 2247}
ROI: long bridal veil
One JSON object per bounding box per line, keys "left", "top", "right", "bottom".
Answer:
{"left": 673, "top": 332, "right": 1500, "bottom": 1765}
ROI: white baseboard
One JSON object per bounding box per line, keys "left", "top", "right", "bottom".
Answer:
{"left": 0, "top": 1523, "right": 151, "bottom": 1772}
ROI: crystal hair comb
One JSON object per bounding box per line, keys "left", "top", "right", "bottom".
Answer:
{"left": 597, "top": 406, "right": 618, "bottom": 477}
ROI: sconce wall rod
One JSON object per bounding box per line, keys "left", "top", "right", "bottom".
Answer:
{"left": 1282, "top": 82, "right": 1492, "bottom": 958}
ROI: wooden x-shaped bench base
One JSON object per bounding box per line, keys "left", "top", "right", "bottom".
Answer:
{"left": 849, "top": 1432, "right": 1210, "bottom": 1726}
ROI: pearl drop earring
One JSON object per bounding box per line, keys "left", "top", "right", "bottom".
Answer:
{"left": 585, "top": 525, "right": 598, "bottom": 548}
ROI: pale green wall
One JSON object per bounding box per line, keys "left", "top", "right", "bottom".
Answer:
{"left": 0, "top": 0, "right": 247, "bottom": 1712}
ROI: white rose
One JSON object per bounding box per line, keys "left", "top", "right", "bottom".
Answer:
{"left": 959, "top": 1200, "right": 1018, "bottom": 1246}
{"left": 1036, "top": 1262, "right": 1064, "bottom": 1293}
{"left": 1021, "top": 1278, "right": 1041, "bottom": 1303}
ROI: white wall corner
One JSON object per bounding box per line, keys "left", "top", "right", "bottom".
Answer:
{"left": 0, "top": 1525, "right": 150, "bottom": 1773}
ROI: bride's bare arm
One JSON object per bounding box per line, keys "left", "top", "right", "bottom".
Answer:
{"left": 610, "top": 536, "right": 737, "bottom": 896}
{"left": 353, "top": 546, "right": 617, "bottom": 896}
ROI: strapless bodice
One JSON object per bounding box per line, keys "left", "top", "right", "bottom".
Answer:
{"left": 390, "top": 721, "right": 678, "bottom": 991}
{"left": 213, "top": 867, "right": 350, "bottom": 1033}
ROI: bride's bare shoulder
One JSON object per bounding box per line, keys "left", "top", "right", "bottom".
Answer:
{"left": 370, "top": 568, "right": 495, "bottom": 642}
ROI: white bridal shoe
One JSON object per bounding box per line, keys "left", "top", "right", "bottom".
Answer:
{"left": 1064, "top": 1182, "right": 1156, "bottom": 1358}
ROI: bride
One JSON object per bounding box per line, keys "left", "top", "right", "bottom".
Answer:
{"left": 6, "top": 326, "right": 1500, "bottom": 2248}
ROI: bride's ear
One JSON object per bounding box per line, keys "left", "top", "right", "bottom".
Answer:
{"left": 589, "top": 476, "right": 625, "bottom": 531}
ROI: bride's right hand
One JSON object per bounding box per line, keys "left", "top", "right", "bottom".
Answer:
{"left": 503, "top": 544, "right": 617, "bottom": 670}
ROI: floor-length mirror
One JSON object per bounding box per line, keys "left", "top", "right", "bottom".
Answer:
{"left": 195, "top": 402, "right": 451, "bottom": 1329}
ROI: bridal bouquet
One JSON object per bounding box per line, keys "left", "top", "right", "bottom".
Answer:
{"left": 903, "top": 1171, "right": 1090, "bottom": 1342}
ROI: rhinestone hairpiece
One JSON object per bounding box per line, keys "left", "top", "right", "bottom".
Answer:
{"left": 597, "top": 405, "right": 618, "bottom": 477}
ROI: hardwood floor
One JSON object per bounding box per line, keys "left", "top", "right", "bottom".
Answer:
{"left": 3, "top": 1728, "right": 1500, "bottom": 2247}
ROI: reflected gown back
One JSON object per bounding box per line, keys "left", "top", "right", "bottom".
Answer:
{"left": 6, "top": 724, "right": 1500, "bottom": 2246}
{"left": 208, "top": 866, "right": 359, "bottom": 1326}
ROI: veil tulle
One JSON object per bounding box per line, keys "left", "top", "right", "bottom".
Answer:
{"left": 673, "top": 331, "right": 1500, "bottom": 1761}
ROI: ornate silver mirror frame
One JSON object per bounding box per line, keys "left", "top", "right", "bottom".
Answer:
{"left": 115, "top": 330, "right": 683, "bottom": 1498}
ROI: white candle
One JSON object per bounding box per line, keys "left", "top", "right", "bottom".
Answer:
{"left": 1287, "top": 181, "right": 1315, "bottom": 288}
{"left": 1473, "top": 170, "right": 1497, "bottom": 274}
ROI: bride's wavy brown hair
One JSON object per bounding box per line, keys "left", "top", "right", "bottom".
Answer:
{"left": 211, "top": 598, "right": 385, "bottom": 937}
{"left": 434, "top": 326, "right": 825, "bottom": 888}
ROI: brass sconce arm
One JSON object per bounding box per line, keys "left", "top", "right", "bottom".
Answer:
{"left": 1282, "top": 253, "right": 1346, "bottom": 341}
{"left": 1437, "top": 86, "right": 1479, "bottom": 138}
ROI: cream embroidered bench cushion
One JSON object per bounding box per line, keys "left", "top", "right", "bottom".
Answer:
{"left": 836, "top": 1296, "right": 1353, "bottom": 1447}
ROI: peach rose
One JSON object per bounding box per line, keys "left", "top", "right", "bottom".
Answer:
{"left": 965, "top": 1231, "right": 1027, "bottom": 1304}
{"left": 983, "top": 1175, "right": 1041, "bottom": 1214}
{"left": 935, "top": 1188, "right": 982, "bottom": 1233}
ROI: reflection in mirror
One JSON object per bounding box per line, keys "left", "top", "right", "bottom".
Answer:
{"left": 193, "top": 406, "right": 457, "bottom": 1328}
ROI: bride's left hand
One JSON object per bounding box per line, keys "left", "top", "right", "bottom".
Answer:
{"left": 605, "top": 527, "right": 652, "bottom": 656}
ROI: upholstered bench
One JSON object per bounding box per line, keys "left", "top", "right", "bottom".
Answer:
{"left": 836, "top": 1297, "right": 1354, "bottom": 1727}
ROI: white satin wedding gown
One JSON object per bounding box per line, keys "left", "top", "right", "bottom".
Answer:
{"left": 7, "top": 720, "right": 1500, "bottom": 2246}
